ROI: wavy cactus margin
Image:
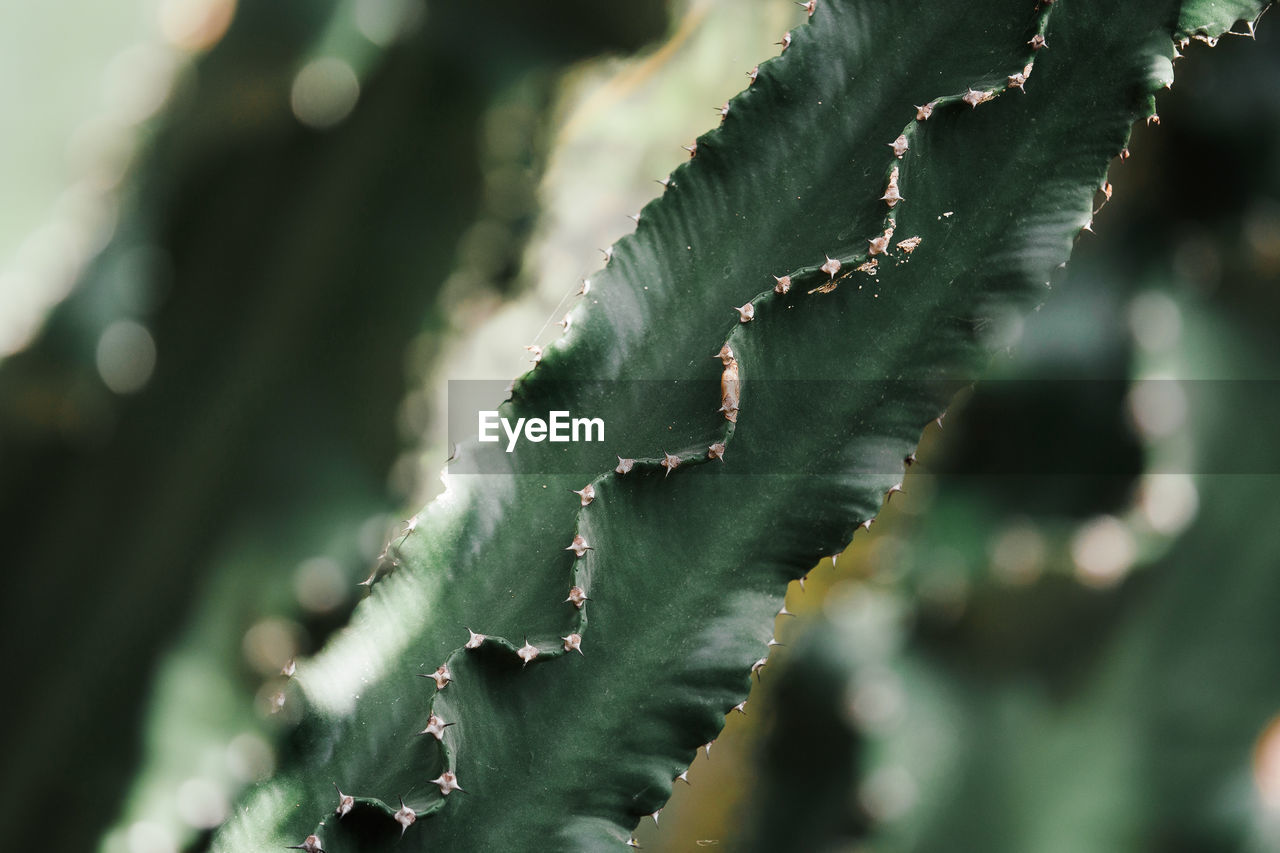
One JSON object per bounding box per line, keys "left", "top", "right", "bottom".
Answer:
{"left": 214, "top": 1, "right": 1271, "bottom": 850}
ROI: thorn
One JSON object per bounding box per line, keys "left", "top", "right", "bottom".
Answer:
{"left": 767, "top": 637, "right": 782, "bottom": 648}
{"left": 676, "top": 770, "right": 691, "bottom": 784}
{"left": 656, "top": 177, "right": 672, "bottom": 188}
{"left": 566, "top": 534, "right": 592, "bottom": 557}
{"left": 821, "top": 255, "right": 842, "bottom": 279}
{"left": 281, "top": 659, "right": 296, "bottom": 678}
{"left": 465, "top": 628, "right": 486, "bottom": 649}
{"left": 935, "top": 413, "right": 946, "bottom": 429}
{"left": 831, "top": 552, "right": 839, "bottom": 569}
{"left": 616, "top": 456, "right": 635, "bottom": 475}
{"left": 558, "top": 313, "right": 573, "bottom": 333}
{"left": 286, "top": 835, "right": 324, "bottom": 853}
{"left": 1082, "top": 219, "right": 1095, "bottom": 234}
{"left": 1028, "top": 33, "right": 1047, "bottom": 50}
{"left": 394, "top": 799, "right": 416, "bottom": 835}
{"left": 573, "top": 484, "right": 596, "bottom": 506}
{"left": 732, "top": 700, "right": 747, "bottom": 714}
{"left": 773, "top": 274, "right": 792, "bottom": 294}
{"left": 517, "top": 640, "right": 540, "bottom": 666}
{"left": 1147, "top": 113, "right": 1160, "bottom": 126}
{"left": 881, "top": 166, "right": 903, "bottom": 207}
{"left": 398, "top": 515, "right": 419, "bottom": 542}
{"left": 747, "top": 65, "right": 759, "bottom": 85}
{"left": 889, "top": 134, "right": 909, "bottom": 158}
{"left": 703, "top": 742, "right": 713, "bottom": 758}
{"left": 600, "top": 246, "right": 614, "bottom": 263}
{"left": 751, "top": 657, "right": 768, "bottom": 678}
{"left": 566, "top": 586, "right": 588, "bottom": 608}
{"left": 333, "top": 784, "right": 354, "bottom": 818}
{"left": 720, "top": 402, "right": 739, "bottom": 423}
{"left": 904, "top": 452, "right": 917, "bottom": 466}
{"left": 418, "top": 664, "right": 451, "bottom": 689}
{"left": 797, "top": 0, "right": 816, "bottom": 16}
{"left": 915, "top": 102, "right": 935, "bottom": 121}
{"left": 860, "top": 518, "right": 874, "bottom": 531}
{"left": 714, "top": 343, "right": 735, "bottom": 365}
{"left": 868, "top": 227, "right": 895, "bottom": 256}
{"left": 563, "top": 633, "right": 583, "bottom": 654}
{"left": 778, "top": 604, "right": 794, "bottom": 617}
{"left": 626, "top": 840, "right": 642, "bottom": 850}
{"left": 797, "top": 576, "right": 806, "bottom": 591}
{"left": 683, "top": 142, "right": 698, "bottom": 158}
{"left": 577, "top": 278, "right": 591, "bottom": 296}
{"left": 431, "top": 771, "right": 463, "bottom": 796}
{"left": 734, "top": 302, "right": 755, "bottom": 323}
{"left": 651, "top": 809, "right": 663, "bottom": 825}
{"left": 716, "top": 102, "right": 730, "bottom": 121}
{"left": 1007, "top": 70, "right": 1028, "bottom": 91}
{"left": 420, "top": 713, "right": 452, "bottom": 740}
{"left": 525, "top": 344, "right": 542, "bottom": 364}
{"left": 660, "top": 452, "right": 681, "bottom": 476}
{"left": 777, "top": 31, "right": 792, "bottom": 50}
{"left": 1120, "top": 148, "right": 1130, "bottom": 160}
{"left": 269, "top": 691, "right": 286, "bottom": 714}
{"left": 962, "top": 88, "right": 994, "bottom": 108}
{"left": 708, "top": 442, "right": 726, "bottom": 461}
{"left": 886, "top": 482, "right": 904, "bottom": 502}
{"left": 1101, "top": 181, "right": 1113, "bottom": 202}
{"left": 627, "top": 212, "right": 641, "bottom": 225}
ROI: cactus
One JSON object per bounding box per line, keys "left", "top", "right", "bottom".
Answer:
{"left": 206, "top": 0, "right": 1272, "bottom": 850}
{"left": 0, "top": 3, "right": 667, "bottom": 851}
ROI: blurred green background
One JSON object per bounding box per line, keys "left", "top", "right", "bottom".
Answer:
{"left": 1, "top": 1, "right": 1278, "bottom": 851}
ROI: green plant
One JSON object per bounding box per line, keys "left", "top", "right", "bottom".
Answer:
{"left": 0, "top": 2, "right": 666, "bottom": 851}
{"left": 209, "top": 1, "right": 1271, "bottom": 850}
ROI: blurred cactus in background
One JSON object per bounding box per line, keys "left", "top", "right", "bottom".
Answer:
{"left": 2, "top": 1, "right": 1279, "bottom": 852}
